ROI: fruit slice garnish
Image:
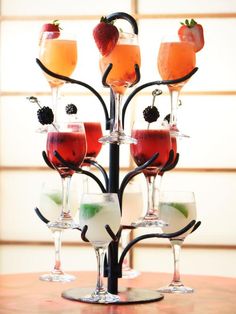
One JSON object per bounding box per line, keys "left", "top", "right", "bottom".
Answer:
{"left": 169, "top": 202, "right": 188, "bottom": 218}
{"left": 47, "top": 192, "right": 62, "bottom": 205}
{"left": 80, "top": 203, "right": 102, "bottom": 219}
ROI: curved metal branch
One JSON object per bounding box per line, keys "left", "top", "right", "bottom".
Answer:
{"left": 106, "top": 12, "right": 138, "bottom": 34}
{"left": 80, "top": 224, "right": 119, "bottom": 243}
{"left": 80, "top": 168, "right": 107, "bottom": 193}
{"left": 81, "top": 225, "right": 89, "bottom": 242}
{"left": 34, "top": 207, "right": 49, "bottom": 224}
{"left": 159, "top": 150, "right": 180, "bottom": 175}
{"left": 122, "top": 67, "right": 198, "bottom": 127}
{"left": 105, "top": 225, "right": 119, "bottom": 242}
{"left": 53, "top": 151, "right": 107, "bottom": 192}
{"left": 102, "top": 63, "right": 113, "bottom": 88}
{"left": 102, "top": 63, "right": 140, "bottom": 90}
{"left": 83, "top": 158, "right": 109, "bottom": 191}
{"left": 129, "top": 64, "right": 141, "bottom": 87}
{"left": 118, "top": 153, "right": 159, "bottom": 205}
{"left": 36, "top": 58, "right": 109, "bottom": 124}
{"left": 119, "top": 220, "right": 198, "bottom": 268}
{"left": 191, "top": 220, "right": 201, "bottom": 233}
{"left": 42, "top": 151, "right": 55, "bottom": 170}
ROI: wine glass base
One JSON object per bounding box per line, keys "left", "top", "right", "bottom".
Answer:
{"left": 99, "top": 131, "right": 137, "bottom": 145}
{"left": 39, "top": 273, "right": 76, "bottom": 283}
{"left": 122, "top": 267, "right": 140, "bottom": 279}
{"left": 81, "top": 292, "right": 120, "bottom": 304}
{"left": 36, "top": 125, "right": 49, "bottom": 133}
{"left": 157, "top": 283, "right": 194, "bottom": 294}
{"left": 48, "top": 219, "right": 79, "bottom": 230}
{"left": 170, "top": 127, "right": 190, "bottom": 139}
{"left": 62, "top": 287, "right": 164, "bottom": 304}
{"left": 131, "top": 217, "right": 168, "bottom": 228}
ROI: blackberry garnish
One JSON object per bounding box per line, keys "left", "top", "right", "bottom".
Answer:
{"left": 37, "top": 106, "right": 54, "bottom": 125}
{"left": 65, "top": 103, "right": 77, "bottom": 115}
{"left": 143, "top": 106, "right": 160, "bottom": 123}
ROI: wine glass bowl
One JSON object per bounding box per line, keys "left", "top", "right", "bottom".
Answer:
{"left": 99, "top": 32, "right": 140, "bottom": 94}
{"left": 46, "top": 123, "right": 86, "bottom": 178}
{"left": 39, "top": 31, "right": 77, "bottom": 87}
{"left": 83, "top": 122, "right": 103, "bottom": 166}
{"left": 159, "top": 191, "right": 197, "bottom": 239}
{"left": 158, "top": 38, "right": 196, "bottom": 91}
{"left": 99, "top": 32, "right": 141, "bottom": 144}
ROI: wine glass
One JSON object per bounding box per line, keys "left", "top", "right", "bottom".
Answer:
{"left": 79, "top": 193, "right": 121, "bottom": 303}
{"left": 38, "top": 182, "right": 78, "bottom": 282}
{"left": 157, "top": 34, "right": 196, "bottom": 137}
{"left": 99, "top": 31, "right": 141, "bottom": 144}
{"left": 157, "top": 190, "right": 197, "bottom": 293}
{"left": 82, "top": 122, "right": 103, "bottom": 193}
{"left": 46, "top": 121, "right": 86, "bottom": 229}
{"left": 39, "top": 31, "right": 77, "bottom": 125}
{"left": 130, "top": 120, "right": 171, "bottom": 227}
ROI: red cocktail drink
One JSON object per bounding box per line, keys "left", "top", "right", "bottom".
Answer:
{"left": 83, "top": 122, "right": 102, "bottom": 165}
{"left": 47, "top": 131, "right": 86, "bottom": 177}
{"left": 131, "top": 128, "right": 171, "bottom": 177}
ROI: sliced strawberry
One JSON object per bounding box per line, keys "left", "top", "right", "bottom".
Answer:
{"left": 178, "top": 19, "right": 204, "bottom": 52}
{"left": 93, "top": 16, "right": 119, "bottom": 56}
{"left": 40, "top": 20, "right": 61, "bottom": 42}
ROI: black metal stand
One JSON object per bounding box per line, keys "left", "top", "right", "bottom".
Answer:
{"left": 35, "top": 12, "right": 201, "bottom": 305}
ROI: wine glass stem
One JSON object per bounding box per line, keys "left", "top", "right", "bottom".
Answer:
{"left": 94, "top": 246, "right": 107, "bottom": 294}
{"left": 171, "top": 239, "right": 184, "bottom": 284}
{"left": 121, "top": 229, "right": 132, "bottom": 269}
{"left": 112, "top": 92, "right": 123, "bottom": 134}
{"left": 52, "top": 229, "right": 63, "bottom": 273}
{"left": 145, "top": 175, "right": 157, "bottom": 216}
{"left": 170, "top": 89, "right": 180, "bottom": 128}
{"left": 82, "top": 165, "right": 90, "bottom": 194}
{"left": 51, "top": 85, "right": 60, "bottom": 124}
{"left": 61, "top": 175, "right": 72, "bottom": 220}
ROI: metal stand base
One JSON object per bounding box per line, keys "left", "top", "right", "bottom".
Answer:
{"left": 62, "top": 286, "right": 164, "bottom": 305}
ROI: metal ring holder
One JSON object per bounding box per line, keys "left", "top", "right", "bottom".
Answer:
{"left": 35, "top": 12, "right": 201, "bottom": 305}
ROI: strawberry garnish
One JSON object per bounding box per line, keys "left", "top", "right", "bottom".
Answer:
{"left": 178, "top": 19, "right": 204, "bottom": 52}
{"left": 93, "top": 16, "right": 119, "bottom": 56}
{"left": 39, "top": 20, "right": 61, "bottom": 43}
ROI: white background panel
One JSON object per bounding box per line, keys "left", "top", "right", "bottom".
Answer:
{"left": 1, "top": 0, "right": 131, "bottom": 16}
{"left": 138, "top": 0, "right": 236, "bottom": 14}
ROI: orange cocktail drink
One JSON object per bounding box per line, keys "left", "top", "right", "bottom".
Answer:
{"left": 158, "top": 41, "right": 195, "bottom": 91}
{"left": 100, "top": 34, "right": 141, "bottom": 95}
{"left": 39, "top": 35, "right": 77, "bottom": 87}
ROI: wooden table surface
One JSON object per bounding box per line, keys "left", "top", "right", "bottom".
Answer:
{"left": 0, "top": 271, "right": 235, "bottom": 314}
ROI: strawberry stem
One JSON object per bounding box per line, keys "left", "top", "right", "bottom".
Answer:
{"left": 180, "top": 18, "right": 197, "bottom": 28}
